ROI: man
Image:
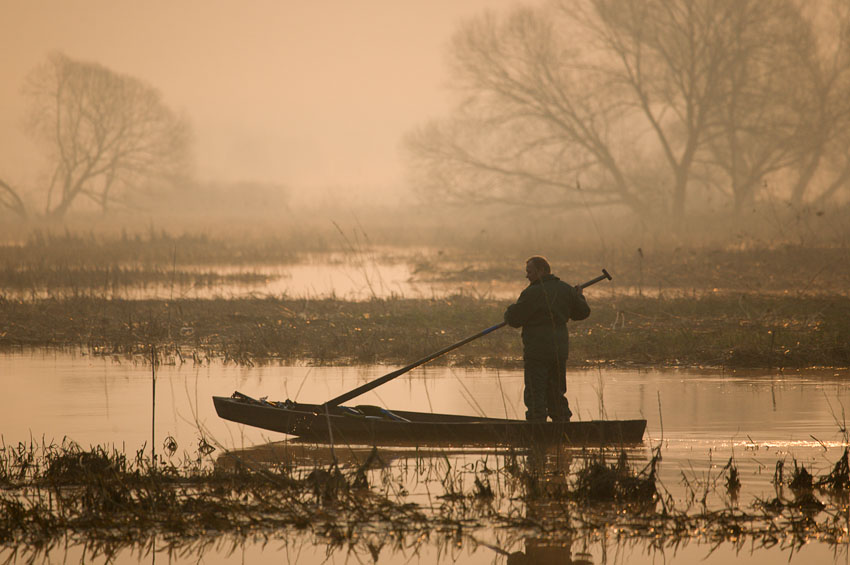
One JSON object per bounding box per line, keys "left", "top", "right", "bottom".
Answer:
{"left": 504, "top": 256, "right": 590, "bottom": 422}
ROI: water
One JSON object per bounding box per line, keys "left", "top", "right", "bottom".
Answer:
{"left": 2, "top": 350, "right": 848, "bottom": 564}
{"left": 4, "top": 257, "right": 520, "bottom": 301}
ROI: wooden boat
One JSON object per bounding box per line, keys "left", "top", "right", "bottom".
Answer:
{"left": 213, "top": 391, "right": 647, "bottom": 447}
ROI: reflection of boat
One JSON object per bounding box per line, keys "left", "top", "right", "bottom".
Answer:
{"left": 215, "top": 440, "right": 508, "bottom": 469}
{"left": 213, "top": 391, "right": 646, "bottom": 447}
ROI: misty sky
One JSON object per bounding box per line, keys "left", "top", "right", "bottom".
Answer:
{"left": 1, "top": 0, "right": 517, "bottom": 197}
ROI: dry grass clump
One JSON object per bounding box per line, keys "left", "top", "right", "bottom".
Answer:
{"left": 0, "top": 438, "right": 427, "bottom": 555}
{"left": 496, "top": 447, "right": 660, "bottom": 514}
{"left": 571, "top": 450, "right": 658, "bottom": 505}
{"left": 817, "top": 447, "right": 850, "bottom": 493}
{"left": 756, "top": 449, "right": 850, "bottom": 516}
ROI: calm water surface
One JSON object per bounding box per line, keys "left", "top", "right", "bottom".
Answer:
{"left": 2, "top": 350, "right": 848, "bottom": 564}
{"left": 6, "top": 258, "right": 519, "bottom": 301}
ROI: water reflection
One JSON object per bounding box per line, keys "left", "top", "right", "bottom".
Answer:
{"left": 3, "top": 258, "right": 519, "bottom": 301}
{"left": 2, "top": 523, "right": 844, "bottom": 565}
{"left": 506, "top": 539, "right": 587, "bottom": 565}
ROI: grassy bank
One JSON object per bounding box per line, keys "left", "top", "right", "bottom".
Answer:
{"left": 1, "top": 293, "right": 848, "bottom": 368}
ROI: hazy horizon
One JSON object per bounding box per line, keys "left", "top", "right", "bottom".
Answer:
{"left": 0, "top": 0, "right": 518, "bottom": 197}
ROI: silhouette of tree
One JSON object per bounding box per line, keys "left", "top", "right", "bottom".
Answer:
{"left": 405, "top": 0, "right": 850, "bottom": 222}
{"left": 25, "top": 52, "right": 192, "bottom": 218}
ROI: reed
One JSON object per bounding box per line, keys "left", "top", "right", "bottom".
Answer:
{"left": 0, "top": 438, "right": 847, "bottom": 561}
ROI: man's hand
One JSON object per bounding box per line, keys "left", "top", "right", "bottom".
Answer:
{"left": 575, "top": 284, "right": 584, "bottom": 296}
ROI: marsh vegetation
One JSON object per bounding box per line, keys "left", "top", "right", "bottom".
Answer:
{"left": 2, "top": 218, "right": 849, "bottom": 369}
{"left": 0, "top": 436, "right": 847, "bottom": 563}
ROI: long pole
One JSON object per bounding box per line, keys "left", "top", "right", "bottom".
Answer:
{"left": 324, "top": 322, "right": 505, "bottom": 407}
{"left": 323, "top": 269, "right": 612, "bottom": 408}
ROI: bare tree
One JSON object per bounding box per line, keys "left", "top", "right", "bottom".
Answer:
{"left": 581, "top": 0, "right": 750, "bottom": 219}
{"left": 405, "top": 0, "right": 842, "bottom": 223}
{"left": 405, "top": 6, "right": 652, "bottom": 218}
{"left": 25, "top": 53, "right": 192, "bottom": 219}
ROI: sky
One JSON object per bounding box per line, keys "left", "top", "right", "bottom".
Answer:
{"left": 0, "top": 0, "right": 519, "bottom": 199}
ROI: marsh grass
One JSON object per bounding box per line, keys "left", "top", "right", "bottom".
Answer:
{"left": 4, "top": 227, "right": 850, "bottom": 295}
{"left": 1, "top": 229, "right": 306, "bottom": 267}
{"left": 2, "top": 226, "right": 850, "bottom": 368}
{"left": 1, "top": 292, "right": 848, "bottom": 369}
{"left": 0, "top": 265, "right": 274, "bottom": 296}
{"left": 0, "top": 438, "right": 847, "bottom": 562}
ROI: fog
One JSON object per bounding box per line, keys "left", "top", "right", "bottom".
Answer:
{"left": 2, "top": 0, "right": 849, "bottom": 249}
{"left": 0, "top": 0, "right": 516, "bottom": 199}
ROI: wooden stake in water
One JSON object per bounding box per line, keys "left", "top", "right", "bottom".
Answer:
{"left": 151, "top": 343, "right": 156, "bottom": 467}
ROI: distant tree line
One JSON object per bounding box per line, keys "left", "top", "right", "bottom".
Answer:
{"left": 0, "top": 52, "right": 193, "bottom": 219}
{"left": 405, "top": 0, "right": 850, "bottom": 224}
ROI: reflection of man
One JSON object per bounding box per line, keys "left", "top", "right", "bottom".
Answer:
{"left": 504, "top": 256, "right": 590, "bottom": 422}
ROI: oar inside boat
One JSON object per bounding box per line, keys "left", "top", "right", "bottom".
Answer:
{"left": 321, "top": 269, "right": 613, "bottom": 409}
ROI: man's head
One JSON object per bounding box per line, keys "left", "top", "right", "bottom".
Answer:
{"left": 525, "top": 256, "right": 551, "bottom": 283}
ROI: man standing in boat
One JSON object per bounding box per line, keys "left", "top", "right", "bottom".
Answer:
{"left": 504, "top": 256, "right": 590, "bottom": 422}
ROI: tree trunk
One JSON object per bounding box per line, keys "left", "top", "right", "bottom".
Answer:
{"left": 0, "top": 178, "right": 27, "bottom": 218}
{"left": 732, "top": 180, "right": 757, "bottom": 215}
{"left": 790, "top": 151, "right": 823, "bottom": 207}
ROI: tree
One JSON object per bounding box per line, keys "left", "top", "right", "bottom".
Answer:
{"left": 785, "top": 0, "right": 850, "bottom": 207}
{"left": 24, "top": 53, "right": 192, "bottom": 219}
{"left": 405, "top": 6, "right": 652, "bottom": 218}
{"left": 582, "top": 0, "right": 747, "bottom": 219}
{"left": 405, "top": 0, "right": 843, "bottom": 223}
{"left": 698, "top": 1, "right": 813, "bottom": 213}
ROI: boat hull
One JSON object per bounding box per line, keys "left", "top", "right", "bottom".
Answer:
{"left": 213, "top": 393, "right": 646, "bottom": 447}
{"left": 213, "top": 393, "right": 646, "bottom": 446}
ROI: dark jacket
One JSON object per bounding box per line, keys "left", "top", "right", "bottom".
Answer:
{"left": 504, "top": 274, "right": 590, "bottom": 361}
